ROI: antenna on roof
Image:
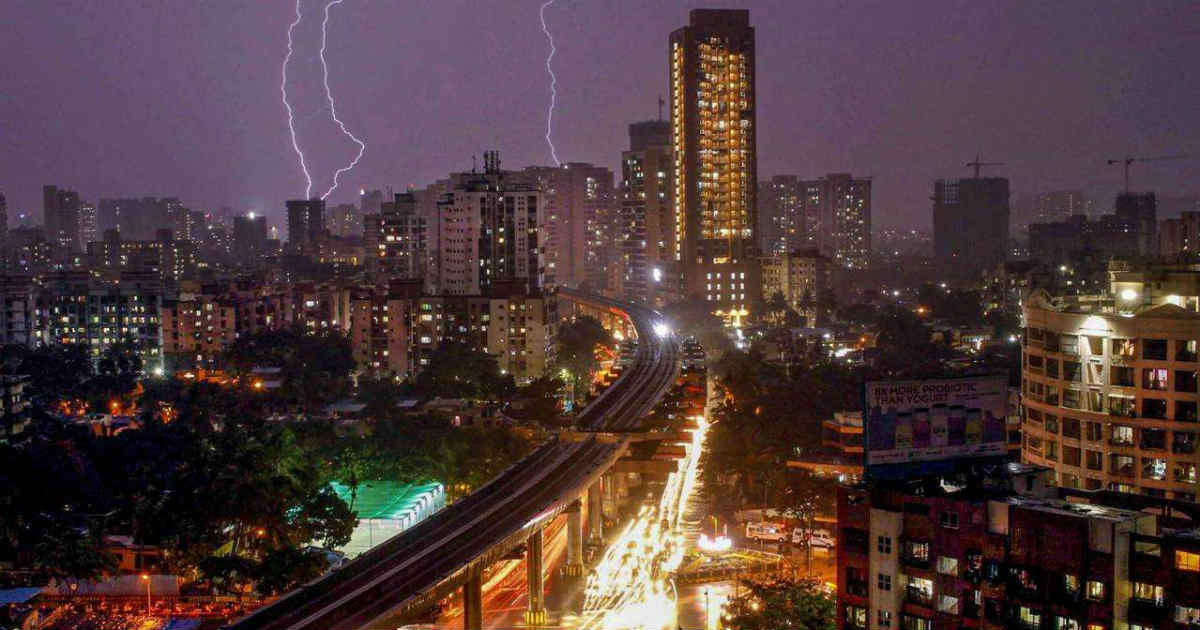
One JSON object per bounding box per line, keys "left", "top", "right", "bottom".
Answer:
{"left": 658, "top": 95, "right": 665, "bottom": 121}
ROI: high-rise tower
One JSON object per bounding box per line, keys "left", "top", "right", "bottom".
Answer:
{"left": 670, "top": 9, "right": 759, "bottom": 323}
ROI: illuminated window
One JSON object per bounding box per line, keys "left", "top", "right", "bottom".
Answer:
{"left": 1176, "top": 550, "right": 1200, "bottom": 571}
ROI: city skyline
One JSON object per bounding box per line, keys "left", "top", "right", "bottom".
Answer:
{"left": 1, "top": 0, "right": 1197, "bottom": 229}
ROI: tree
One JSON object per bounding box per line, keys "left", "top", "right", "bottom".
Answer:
{"left": 417, "top": 341, "right": 514, "bottom": 401}
{"left": 722, "top": 577, "right": 835, "bottom": 630}
{"left": 32, "top": 522, "right": 117, "bottom": 581}
{"left": 290, "top": 485, "right": 357, "bottom": 549}
{"left": 509, "top": 376, "right": 568, "bottom": 428}
{"left": 254, "top": 547, "right": 327, "bottom": 596}
{"left": 555, "top": 316, "right": 612, "bottom": 404}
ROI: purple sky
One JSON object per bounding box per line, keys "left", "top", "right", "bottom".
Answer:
{"left": 2, "top": 0, "right": 1197, "bottom": 230}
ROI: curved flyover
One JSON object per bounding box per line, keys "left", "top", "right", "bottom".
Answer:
{"left": 230, "top": 291, "right": 678, "bottom": 629}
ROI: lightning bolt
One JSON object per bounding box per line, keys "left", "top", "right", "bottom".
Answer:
{"left": 539, "top": 0, "right": 561, "bottom": 166}
{"left": 282, "top": 0, "right": 314, "bottom": 198}
{"left": 318, "top": 0, "right": 366, "bottom": 200}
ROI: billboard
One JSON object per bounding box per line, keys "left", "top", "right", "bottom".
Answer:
{"left": 865, "top": 376, "right": 1008, "bottom": 468}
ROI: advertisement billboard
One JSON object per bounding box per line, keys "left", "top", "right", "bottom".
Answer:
{"left": 865, "top": 376, "right": 1008, "bottom": 468}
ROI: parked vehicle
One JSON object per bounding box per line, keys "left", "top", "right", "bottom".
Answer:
{"left": 745, "top": 521, "right": 788, "bottom": 542}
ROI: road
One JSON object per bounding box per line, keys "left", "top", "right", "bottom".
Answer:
{"left": 231, "top": 292, "right": 678, "bottom": 630}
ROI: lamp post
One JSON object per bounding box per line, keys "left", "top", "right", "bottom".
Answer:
{"left": 704, "top": 587, "right": 710, "bottom": 630}
{"left": 140, "top": 573, "right": 151, "bottom": 614}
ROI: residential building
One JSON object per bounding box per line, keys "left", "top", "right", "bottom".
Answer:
{"left": 1028, "top": 214, "right": 1142, "bottom": 264}
{"left": 328, "top": 203, "right": 362, "bottom": 238}
{"left": 1161, "top": 212, "right": 1200, "bottom": 259}
{"left": 43, "top": 185, "right": 83, "bottom": 252}
{"left": 1117, "top": 192, "right": 1158, "bottom": 257}
{"left": 86, "top": 229, "right": 198, "bottom": 283}
{"left": 232, "top": 213, "right": 269, "bottom": 264}
{"left": 286, "top": 198, "right": 326, "bottom": 255}
{"left": 1021, "top": 265, "right": 1200, "bottom": 500}
{"left": 933, "top": 177, "right": 1010, "bottom": 276}
{"left": 760, "top": 248, "right": 831, "bottom": 326}
{"left": 0, "top": 375, "right": 31, "bottom": 443}
{"left": 32, "top": 271, "right": 163, "bottom": 370}
{"left": 5, "top": 228, "right": 52, "bottom": 275}
{"left": 786, "top": 411, "right": 864, "bottom": 483}
{"left": 836, "top": 470, "right": 1156, "bottom": 630}
{"left": 523, "top": 162, "right": 615, "bottom": 290}
{"left": 758, "top": 175, "right": 807, "bottom": 256}
{"left": 364, "top": 192, "right": 427, "bottom": 281}
{"left": 0, "top": 276, "right": 36, "bottom": 346}
{"left": 97, "top": 197, "right": 186, "bottom": 241}
{"left": 670, "top": 8, "right": 760, "bottom": 323}
{"left": 619, "top": 120, "right": 673, "bottom": 304}
{"left": 79, "top": 201, "right": 98, "bottom": 247}
{"left": 435, "top": 152, "right": 544, "bottom": 296}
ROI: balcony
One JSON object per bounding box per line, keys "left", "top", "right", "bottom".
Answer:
{"left": 905, "top": 586, "right": 933, "bottom": 608}
{"left": 1128, "top": 598, "right": 1170, "bottom": 625}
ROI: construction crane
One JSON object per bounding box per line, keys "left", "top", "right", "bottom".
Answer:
{"left": 965, "top": 153, "right": 1005, "bottom": 179}
{"left": 1107, "top": 155, "right": 1192, "bottom": 193}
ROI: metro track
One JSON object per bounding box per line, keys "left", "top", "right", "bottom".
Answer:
{"left": 231, "top": 293, "right": 678, "bottom": 630}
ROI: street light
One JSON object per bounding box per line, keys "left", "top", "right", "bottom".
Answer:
{"left": 140, "top": 573, "right": 151, "bottom": 614}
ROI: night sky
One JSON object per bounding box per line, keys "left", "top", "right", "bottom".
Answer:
{"left": 2, "top": 0, "right": 1197, "bottom": 230}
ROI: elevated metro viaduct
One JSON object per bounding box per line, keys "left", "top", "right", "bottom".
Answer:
{"left": 230, "top": 290, "right": 680, "bottom": 630}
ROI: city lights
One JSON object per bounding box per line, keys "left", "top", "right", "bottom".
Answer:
{"left": 576, "top": 415, "right": 709, "bottom": 629}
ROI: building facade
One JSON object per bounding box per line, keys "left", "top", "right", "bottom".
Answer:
{"left": 619, "top": 120, "right": 673, "bottom": 304}
{"left": 837, "top": 473, "right": 1157, "bottom": 630}
{"left": 933, "top": 177, "right": 1010, "bottom": 276}
{"left": 670, "top": 9, "right": 759, "bottom": 323}
{"left": 760, "top": 248, "right": 830, "bottom": 326}
{"left": 286, "top": 198, "right": 326, "bottom": 256}
{"left": 43, "top": 185, "right": 83, "bottom": 253}
{"left": 1021, "top": 268, "right": 1200, "bottom": 501}
{"left": 522, "top": 162, "right": 615, "bottom": 290}
{"left": 364, "top": 192, "right": 428, "bottom": 282}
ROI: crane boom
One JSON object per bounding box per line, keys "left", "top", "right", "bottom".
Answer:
{"left": 965, "top": 153, "right": 1004, "bottom": 179}
{"left": 1107, "top": 155, "right": 1193, "bottom": 193}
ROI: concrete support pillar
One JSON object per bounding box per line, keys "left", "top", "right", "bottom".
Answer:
{"left": 463, "top": 567, "right": 483, "bottom": 630}
{"left": 602, "top": 473, "right": 616, "bottom": 517}
{"left": 524, "top": 528, "right": 547, "bottom": 625}
{"left": 587, "top": 481, "right": 604, "bottom": 542}
{"left": 566, "top": 499, "right": 584, "bottom": 577}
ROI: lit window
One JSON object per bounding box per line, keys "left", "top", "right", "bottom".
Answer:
{"left": 1177, "top": 550, "right": 1200, "bottom": 571}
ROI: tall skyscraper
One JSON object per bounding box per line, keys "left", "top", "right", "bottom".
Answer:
{"left": 670, "top": 9, "right": 759, "bottom": 322}
{"left": 286, "top": 198, "right": 326, "bottom": 255}
{"left": 933, "top": 176, "right": 1010, "bottom": 275}
{"left": 521, "top": 163, "right": 615, "bottom": 290}
{"left": 619, "top": 120, "right": 673, "bottom": 304}
{"left": 43, "top": 185, "right": 83, "bottom": 252}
